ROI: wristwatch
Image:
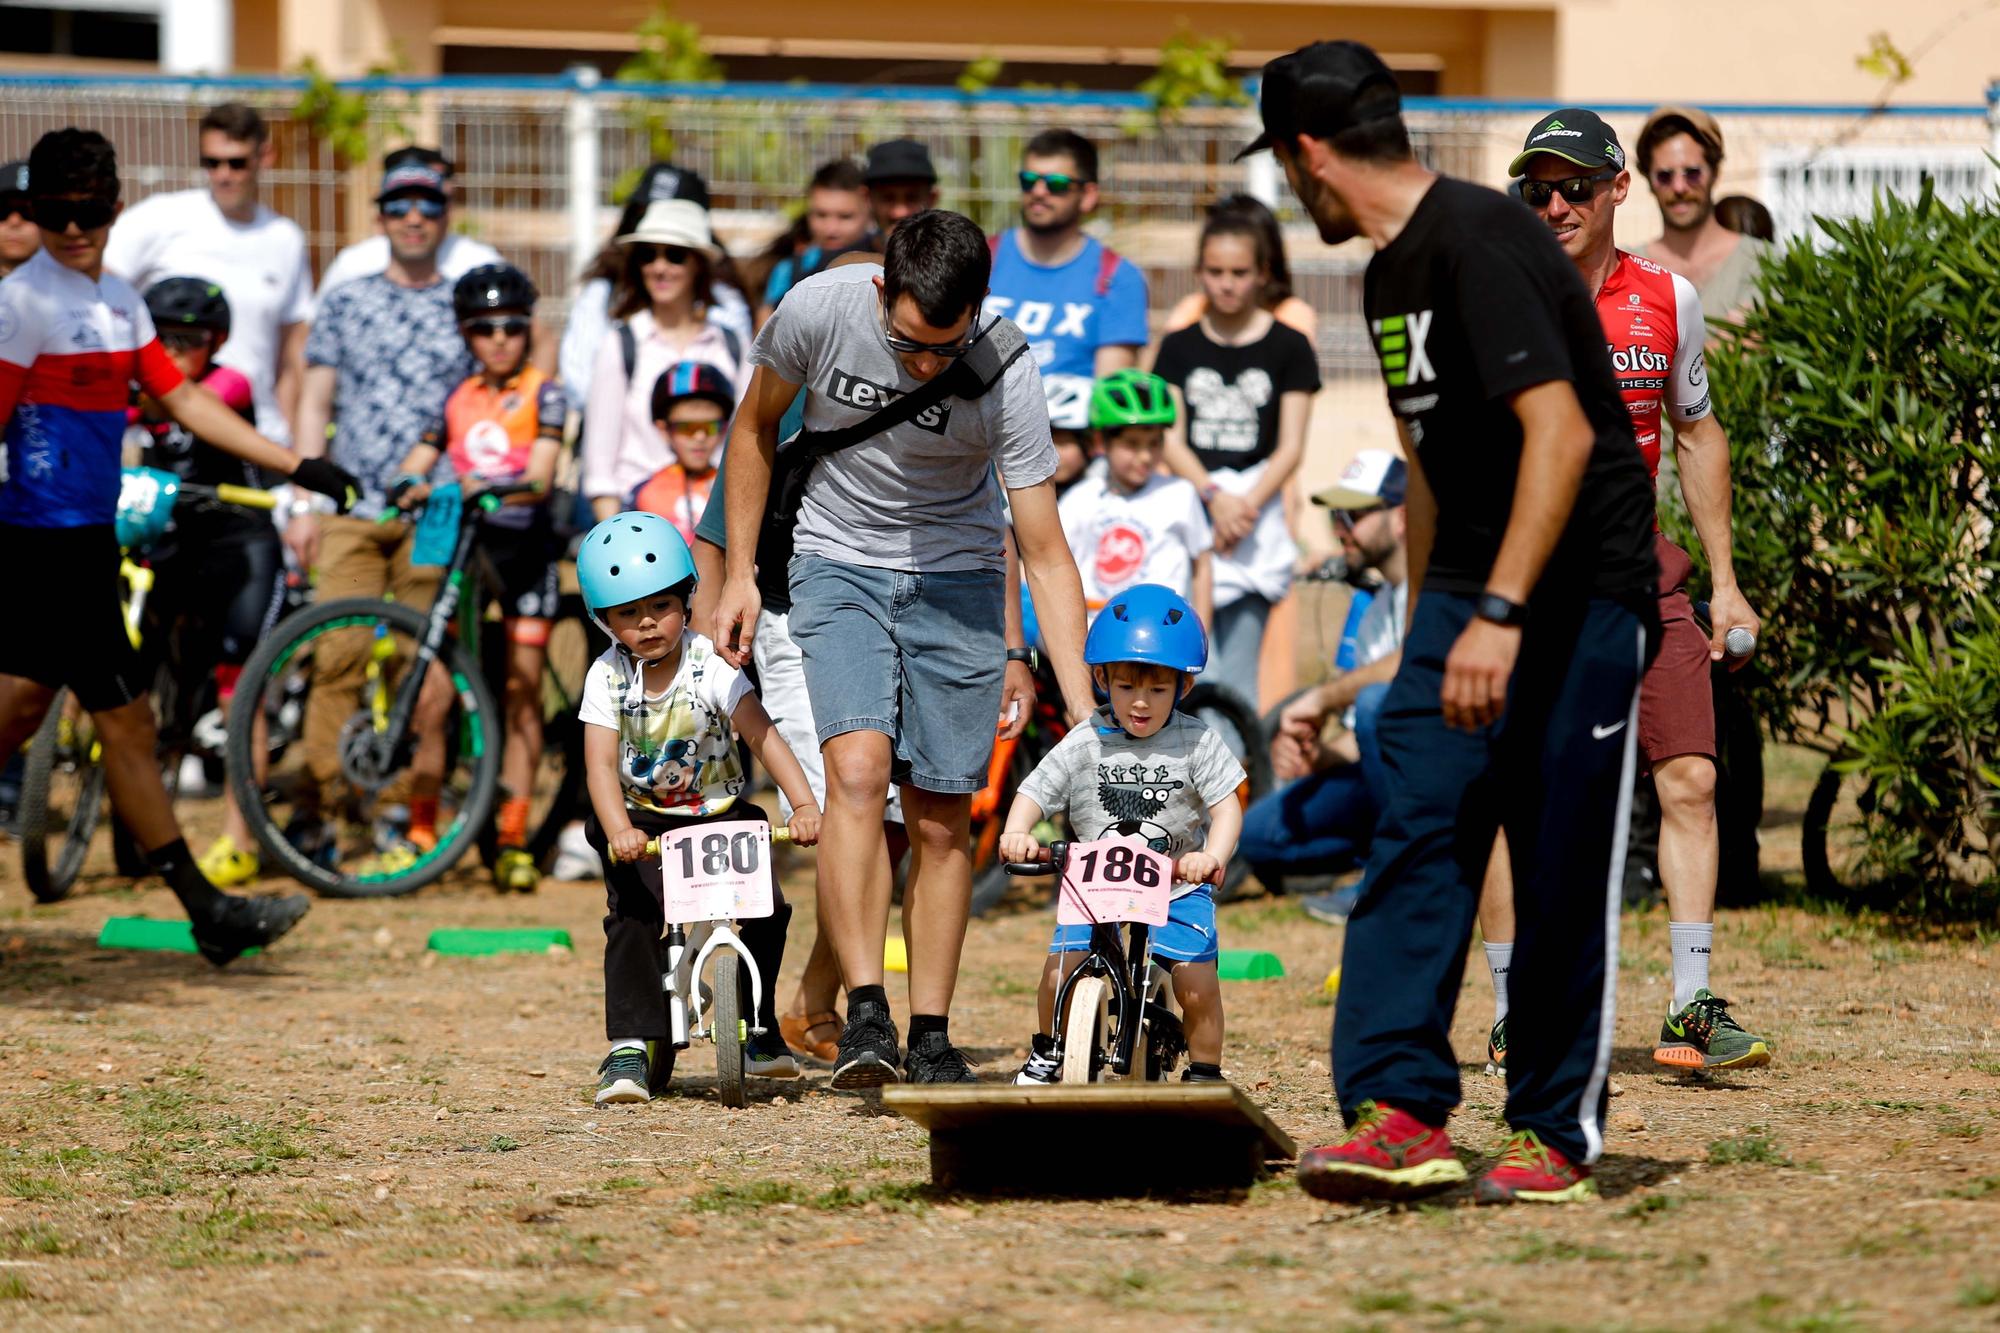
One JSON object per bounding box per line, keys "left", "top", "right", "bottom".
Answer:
{"left": 1475, "top": 591, "right": 1530, "bottom": 628}
{"left": 1006, "top": 647, "right": 1039, "bottom": 671}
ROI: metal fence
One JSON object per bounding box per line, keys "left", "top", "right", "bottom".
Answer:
{"left": 0, "top": 73, "right": 1993, "bottom": 378}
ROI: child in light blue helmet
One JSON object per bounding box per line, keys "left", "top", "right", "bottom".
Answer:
{"left": 576, "top": 511, "right": 824, "bottom": 1105}
{"left": 998, "top": 583, "right": 1244, "bottom": 1086}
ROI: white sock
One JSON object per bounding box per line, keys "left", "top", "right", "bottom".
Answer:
{"left": 1669, "top": 922, "right": 1714, "bottom": 1011}
{"left": 608, "top": 1038, "right": 647, "bottom": 1055}
{"left": 1484, "top": 941, "right": 1513, "bottom": 1024}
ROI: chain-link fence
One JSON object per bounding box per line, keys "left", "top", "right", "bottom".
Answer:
{"left": 1, "top": 74, "right": 1992, "bottom": 381}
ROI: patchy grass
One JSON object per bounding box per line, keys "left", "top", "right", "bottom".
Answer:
{"left": 1509, "top": 1235, "right": 1625, "bottom": 1264}
{"left": 1709, "top": 1129, "right": 1792, "bottom": 1167}
{"left": 1352, "top": 1289, "right": 1417, "bottom": 1313}
{"left": 1957, "top": 1278, "right": 2000, "bottom": 1308}
{"left": 3, "top": 1222, "right": 69, "bottom": 1256}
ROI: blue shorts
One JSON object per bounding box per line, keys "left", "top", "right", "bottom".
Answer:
{"left": 1048, "top": 885, "right": 1219, "bottom": 966}
{"left": 787, "top": 554, "right": 1005, "bottom": 795}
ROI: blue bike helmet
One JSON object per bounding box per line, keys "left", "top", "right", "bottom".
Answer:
{"left": 577, "top": 511, "right": 696, "bottom": 629}
{"left": 1085, "top": 583, "right": 1208, "bottom": 693}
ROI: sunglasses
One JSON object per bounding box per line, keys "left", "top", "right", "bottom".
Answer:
{"left": 463, "top": 316, "right": 530, "bottom": 339}
{"left": 881, "top": 307, "right": 984, "bottom": 359}
{"left": 665, "top": 419, "right": 722, "bottom": 439}
{"left": 1019, "top": 170, "right": 1083, "bottom": 196}
{"left": 380, "top": 195, "right": 446, "bottom": 220}
{"left": 31, "top": 196, "right": 115, "bottom": 232}
{"left": 1652, "top": 165, "right": 1709, "bottom": 188}
{"left": 0, "top": 199, "right": 28, "bottom": 223}
{"left": 1520, "top": 168, "right": 1619, "bottom": 210}
{"left": 200, "top": 154, "right": 252, "bottom": 171}
{"left": 158, "top": 328, "right": 213, "bottom": 352}
{"left": 632, "top": 244, "right": 695, "bottom": 267}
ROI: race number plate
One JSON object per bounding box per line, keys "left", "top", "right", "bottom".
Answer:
{"left": 661, "top": 820, "right": 775, "bottom": 922}
{"left": 1055, "top": 834, "right": 1172, "bottom": 927}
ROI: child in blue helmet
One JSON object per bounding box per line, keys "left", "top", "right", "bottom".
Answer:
{"left": 998, "top": 583, "right": 1245, "bottom": 1085}
{"left": 577, "top": 511, "right": 824, "bottom": 1105}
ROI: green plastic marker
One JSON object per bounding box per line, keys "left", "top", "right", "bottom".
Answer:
{"left": 1216, "top": 949, "right": 1285, "bottom": 981}
{"left": 427, "top": 928, "right": 573, "bottom": 956}
{"left": 98, "top": 917, "right": 258, "bottom": 956}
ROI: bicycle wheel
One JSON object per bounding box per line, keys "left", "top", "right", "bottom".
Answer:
{"left": 712, "top": 949, "right": 746, "bottom": 1108}
{"left": 1060, "top": 974, "right": 1110, "bottom": 1085}
{"left": 1802, "top": 755, "right": 1875, "bottom": 898}
{"left": 226, "top": 597, "right": 503, "bottom": 897}
{"left": 1182, "top": 682, "right": 1274, "bottom": 899}
{"left": 18, "top": 690, "right": 107, "bottom": 903}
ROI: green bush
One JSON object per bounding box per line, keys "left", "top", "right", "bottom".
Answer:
{"left": 1702, "top": 179, "right": 2000, "bottom": 908}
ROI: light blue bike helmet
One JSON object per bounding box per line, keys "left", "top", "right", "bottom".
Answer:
{"left": 577, "top": 511, "right": 696, "bottom": 630}
{"left": 1085, "top": 583, "right": 1207, "bottom": 705}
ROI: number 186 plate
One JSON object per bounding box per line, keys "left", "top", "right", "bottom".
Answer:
{"left": 661, "top": 819, "right": 775, "bottom": 922}
{"left": 1055, "top": 833, "right": 1172, "bottom": 927}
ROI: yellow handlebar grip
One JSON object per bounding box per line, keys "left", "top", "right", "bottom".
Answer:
{"left": 214, "top": 484, "right": 278, "bottom": 510}
{"left": 609, "top": 826, "right": 791, "bottom": 864}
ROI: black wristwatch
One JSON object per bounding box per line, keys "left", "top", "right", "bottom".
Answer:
{"left": 1006, "top": 647, "right": 1039, "bottom": 670}
{"left": 1475, "top": 591, "right": 1530, "bottom": 628}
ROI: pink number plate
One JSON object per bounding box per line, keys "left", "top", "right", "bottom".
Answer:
{"left": 661, "top": 820, "right": 775, "bottom": 921}
{"left": 1055, "top": 834, "right": 1173, "bottom": 927}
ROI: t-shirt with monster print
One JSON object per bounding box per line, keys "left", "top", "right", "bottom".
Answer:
{"left": 1016, "top": 707, "right": 1245, "bottom": 900}
{"left": 577, "top": 631, "right": 752, "bottom": 817}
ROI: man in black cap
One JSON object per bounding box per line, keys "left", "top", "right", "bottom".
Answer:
{"left": 861, "top": 140, "right": 939, "bottom": 242}
{"left": 0, "top": 161, "right": 39, "bottom": 277}
{"left": 1243, "top": 40, "right": 1659, "bottom": 1205}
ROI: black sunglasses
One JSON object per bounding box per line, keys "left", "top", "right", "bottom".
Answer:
{"left": 200, "top": 154, "right": 252, "bottom": 171}
{"left": 158, "top": 327, "right": 214, "bottom": 352}
{"left": 1019, "top": 170, "right": 1083, "bottom": 196}
{"left": 0, "top": 198, "right": 29, "bottom": 223}
{"left": 380, "top": 195, "right": 445, "bottom": 220}
{"left": 463, "top": 316, "right": 530, "bottom": 339}
{"left": 880, "top": 303, "right": 986, "bottom": 358}
{"left": 31, "top": 196, "right": 115, "bottom": 232}
{"left": 1520, "top": 168, "right": 1619, "bottom": 210}
{"left": 632, "top": 243, "right": 695, "bottom": 267}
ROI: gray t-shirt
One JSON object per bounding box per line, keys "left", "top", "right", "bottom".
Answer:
{"left": 749, "top": 263, "right": 1058, "bottom": 573}
{"left": 1018, "top": 709, "right": 1246, "bottom": 899}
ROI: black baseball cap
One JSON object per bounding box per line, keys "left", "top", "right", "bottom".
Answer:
{"left": 1236, "top": 40, "right": 1403, "bottom": 160}
{"left": 864, "top": 139, "right": 938, "bottom": 185}
{"left": 1508, "top": 108, "right": 1627, "bottom": 177}
{"left": 0, "top": 161, "right": 27, "bottom": 198}
{"left": 633, "top": 161, "right": 711, "bottom": 211}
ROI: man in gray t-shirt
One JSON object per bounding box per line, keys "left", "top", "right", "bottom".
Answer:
{"left": 716, "top": 209, "right": 1095, "bottom": 1089}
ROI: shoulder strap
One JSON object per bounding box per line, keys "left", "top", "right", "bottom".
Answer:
{"left": 1094, "top": 244, "right": 1122, "bottom": 299}
{"left": 617, "top": 320, "right": 637, "bottom": 381}
{"left": 720, "top": 323, "right": 744, "bottom": 373}
{"left": 789, "top": 354, "right": 970, "bottom": 462}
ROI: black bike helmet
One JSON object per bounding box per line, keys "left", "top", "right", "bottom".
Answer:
{"left": 144, "top": 276, "right": 232, "bottom": 343}
{"left": 453, "top": 263, "right": 538, "bottom": 320}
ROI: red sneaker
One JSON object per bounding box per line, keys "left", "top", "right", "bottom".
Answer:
{"left": 1296, "top": 1100, "right": 1468, "bottom": 1202}
{"left": 1474, "top": 1129, "right": 1597, "bottom": 1204}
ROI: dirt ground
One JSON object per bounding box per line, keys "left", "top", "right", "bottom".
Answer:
{"left": 2, "top": 750, "right": 1998, "bottom": 1331}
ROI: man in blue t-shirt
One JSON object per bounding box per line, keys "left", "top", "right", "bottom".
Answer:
{"left": 986, "top": 129, "right": 1149, "bottom": 482}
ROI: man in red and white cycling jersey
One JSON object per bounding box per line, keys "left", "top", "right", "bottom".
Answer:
{"left": 1483, "top": 109, "right": 1770, "bottom": 1072}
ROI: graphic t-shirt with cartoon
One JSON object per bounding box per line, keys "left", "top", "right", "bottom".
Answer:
{"left": 1016, "top": 709, "right": 1245, "bottom": 900}
{"left": 578, "top": 631, "right": 751, "bottom": 816}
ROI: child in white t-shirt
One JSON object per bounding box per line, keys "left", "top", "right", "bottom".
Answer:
{"left": 1059, "top": 369, "right": 1214, "bottom": 630}
{"left": 575, "top": 511, "right": 823, "bottom": 1105}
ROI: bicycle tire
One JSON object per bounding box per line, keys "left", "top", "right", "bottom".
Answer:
{"left": 18, "top": 690, "right": 107, "bottom": 903}
{"left": 226, "top": 597, "right": 503, "bottom": 898}
{"left": 1060, "top": 974, "right": 1110, "bottom": 1085}
{"left": 1183, "top": 682, "right": 1274, "bottom": 899}
{"left": 713, "top": 950, "right": 746, "bottom": 1108}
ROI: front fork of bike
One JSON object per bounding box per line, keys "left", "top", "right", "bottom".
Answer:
{"left": 662, "top": 922, "right": 767, "bottom": 1049}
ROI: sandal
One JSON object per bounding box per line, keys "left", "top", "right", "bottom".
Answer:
{"left": 779, "top": 1010, "right": 843, "bottom": 1064}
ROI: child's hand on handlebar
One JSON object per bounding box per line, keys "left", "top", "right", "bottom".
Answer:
{"left": 1175, "top": 851, "right": 1224, "bottom": 885}
{"left": 785, "top": 806, "right": 821, "bottom": 847}
{"left": 608, "top": 827, "right": 651, "bottom": 863}
{"left": 999, "top": 831, "right": 1045, "bottom": 865}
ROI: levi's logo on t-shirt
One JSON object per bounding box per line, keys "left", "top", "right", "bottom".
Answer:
{"left": 1371, "top": 310, "right": 1436, "bottom": 388}
{"left": 827, "top": 367, "right": 952, "bottom": 435}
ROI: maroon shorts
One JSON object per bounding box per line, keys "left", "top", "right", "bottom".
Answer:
{"left": 1638, "top": 533, "right": 1716, "bottom": 766}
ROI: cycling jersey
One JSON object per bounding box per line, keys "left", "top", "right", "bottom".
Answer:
{"left": 984, "top": 230, "right": 1147, "bottom": 429}
{"left": 1595, "top": 250, "right": 1709, "bottom": 480}
{"left": 0, "top": 249, "right": 184, "bottom": 528}
{"left": 427, "top": 365, "right": 566, "bottom": 531}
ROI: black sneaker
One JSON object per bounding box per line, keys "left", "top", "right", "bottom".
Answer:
{"left": 190, "top": 892, "right": 310, "bottom": 967}
{"left": 595, "top": 1046, "right": 650, "bottom": 1104}
{"left": 904, "top": 1030, "right": 977, "bottom": 1084}
{"left": 830, "top": 999, "right": 901, "bottom": 1090}
{"left": 1180, "top": 1066, "right": 1229, "bottom": 1084}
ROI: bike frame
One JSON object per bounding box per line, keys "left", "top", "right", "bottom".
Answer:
{"left": 1034, "top": 841, "right": 1180, "bottom": 1080}
{"left": 662, "top": 919, "right": 767, "bottom": 1050}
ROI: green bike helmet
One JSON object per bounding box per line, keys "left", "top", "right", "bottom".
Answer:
{"left": 1089, "top": 368, "right": 1175, "bottom": 431}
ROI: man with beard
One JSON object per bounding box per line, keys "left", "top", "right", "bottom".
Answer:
{"left": 986, "top": 129, "right": 1149, "bottom": 483}
{"left": 1631, "top": 106, "right": 1772, "bottom": 323}
{"left": 1244, "top": 40, "right": 1659, "bottom": 1205}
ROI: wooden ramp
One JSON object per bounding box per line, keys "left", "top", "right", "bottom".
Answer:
{"left": 881, "top": 1084, "right": 1298, "bottom": 1195}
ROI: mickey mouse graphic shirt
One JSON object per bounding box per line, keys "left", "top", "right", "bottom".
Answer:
{"left": 1016, "top": 708, "right": 1245, "bottom": 900}
{"left": 578, "top": 630, "right": 751, "bottom": 817}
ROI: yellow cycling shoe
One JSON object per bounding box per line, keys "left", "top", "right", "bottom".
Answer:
{"left": 494, "top": 848, "right": 540, "bottom": 893}
{"left": 197, "top": 835, "right": 261, "bottom": 889}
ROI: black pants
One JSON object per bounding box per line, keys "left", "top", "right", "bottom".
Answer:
{"left": 1332, "top": 591, "right": 1651, "bottom": 1165}
{"left": 587, "top": 800, "right": 791, "bottom": 1042}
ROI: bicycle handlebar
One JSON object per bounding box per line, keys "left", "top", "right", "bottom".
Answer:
{"left": 383, "top": 480, "right": 547, "bottom": 524}
{"left": 176, "top": 482, "right": 279, "bottom": 512}
{"left": 609, "top": 825, "right": 794, "bottom": 864}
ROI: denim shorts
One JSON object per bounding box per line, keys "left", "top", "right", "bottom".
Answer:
{"left": 787, "top": 554, "right": 1006, "bottom": 794}
{"left": 1048, "top": 885, "right": 1219, "bottom": 965}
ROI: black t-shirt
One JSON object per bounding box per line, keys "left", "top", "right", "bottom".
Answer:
{"left": 1363, "top": 177, "right": 1655, "bottom": 600}
{"left": 1153, "top": 319, "right": 1322, "bottom": 473}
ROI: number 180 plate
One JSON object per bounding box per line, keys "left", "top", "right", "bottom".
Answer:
{"left": 661, "top": 819, "right": 775, "bottom": 922}
{"left": 1055, "top": 833, "right": 1172, "bottom": 927}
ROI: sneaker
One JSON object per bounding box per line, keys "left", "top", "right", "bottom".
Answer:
{"left": 1475, "top": 1129, "right": 1596, "bottom": 1204}
{"left": 745, "top": 1032, "right": 802, "bottom": 1079}
{"left": 595, "top": 1046, "right": 650, "bottom": 1104}
{"left": 494, "top": 848, "right": 540, "bottom": 893}
{"left": 1485, "top": 1016, "right": 1507, "bottom": 1076}
{"left": 357, "top": 839, "right": 424, "bottom": 878}
{"left": 1180, "top": 1066, "right": 1228, "bottom": 1084}
{"left": 1014, "top": 1033, "right": 1059, "bottom": 1086}
{"left": 829, "top": 1000, "right": 901, "bottom": 1090}
{"left": 190, "top": 892, "right": 310, "bottom": 967}
{"left": 281, "top": 814, "right": 338, "bottom": 872}
{"left": 1296, "top": 1100, "right": 1468, "bottom": 1202}
{"left": 551, "top": 822, "right": 598, "bottom": 881}
{"left": 904, "top": 1030, "right": 977, "bottom": 1084}
{"left": 1654, "top": 988, "right": 1772, "bottom": 1070}
{"left": 197, "top": 835, "right": 260, "bottom": 889}
{"left": 1300, "top": 880, "right": 1363, "bottom": 926}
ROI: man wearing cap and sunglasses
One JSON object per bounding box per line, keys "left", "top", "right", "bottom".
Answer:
{"left": 860, "top": 140, "right": 941, "bottom": 243}
{"left": 1492, "top": 110, "right": 1769, "bottom": 1076}
{"left": 0, "top": 161, "right": 40, "bottom": 278}
{"left": 1631, "top": 107, "right": 1773, "bottom": 323}
{"left": 1244, "top": 40, "right": 1660, "bottom": 1206}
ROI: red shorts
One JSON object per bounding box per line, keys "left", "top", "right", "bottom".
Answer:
{"left": 1638, "top": 533, "right": 1715, "bottom": 766}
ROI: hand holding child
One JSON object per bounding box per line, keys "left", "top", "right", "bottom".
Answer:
{"left": 785, "top": 804, "right": 821, "bottom": 847}
{"left": 1176, "top": 850, "right": 1224, "bottom": 885}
